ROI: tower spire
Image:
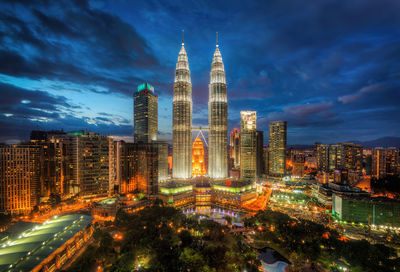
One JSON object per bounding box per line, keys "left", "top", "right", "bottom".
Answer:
{"left": 182, "top": 29, "right": 184, "bottom": 45}
{"left": 216, "top": 32, "right": 218, "bottom": 47}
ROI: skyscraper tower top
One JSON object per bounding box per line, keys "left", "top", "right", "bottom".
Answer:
{"left": 175, "top": 34, "right": 191, "bottom": 85}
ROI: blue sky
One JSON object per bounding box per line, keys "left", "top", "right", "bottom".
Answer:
{"left": 0, "top": 0, "right": 400, "bottom": 144}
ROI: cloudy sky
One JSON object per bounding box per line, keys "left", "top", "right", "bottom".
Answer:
{"left": 1, "top": 0, "right": 400, "bottom": 144}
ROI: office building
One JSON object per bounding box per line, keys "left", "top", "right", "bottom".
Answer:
{"left": 173, "top": 39, "right": 192, "bottom": 179}
{"left": 115, "top": 141, "right": 158, "bottom": 197}
{"left": 134, "top": 82, "right": 158, "bottom": 143}
{"left": 269, "top": 121, "right": 287, "bottom": 176}
{"left": 332, "top": 194, "right": 400, "bottom": 227}
{"left": 208, "top": 40, "right": 228, "bottom": 179}
{"left": 240, "top": 111, "right": 257, "bottom": 181}
{"left": 340, "top": 143, "right": 363, "bottom": 175}
{"left": 315, "top": 143, "right": 329, "bottom": 172}
{"left": 0, "top": 145, "right": 41, "bottom": 214}
{"left": 372, "top": 147, "right": 399, "bottom": 179}
{"left": 155, "top": 141, "right": 169, "bottom": 182}
{"left": 256, "top": 131, "right": 264, "bottom": 178}
{"left": 51, "top": 131, "right": 110, "bottom": 198}
{"left": 229, "top": 128, "right": 240, "bottom": 168}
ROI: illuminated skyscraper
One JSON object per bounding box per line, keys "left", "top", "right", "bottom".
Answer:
{"left": 372, "top": 147, "right": 399, "bottom": 179}
{"left": 173, "top": 37, "right": 192, "bottom": 179}
{"left": 240, "top": 111, "right": 257, "bottom": 181}
{"left": 269, "top": 121, "right": 287, "bottom": 176}
{"left": 208, "top": 36, "right": 228, "bottom": 179}
{"left": 134, "top": 83, "right": 158, "bottom": 143}
{"left": 192, "top": 137, "right": 206, "bottom": 176}
{"left": 256, "top": 130, "right": 264, "bottom": 178}
{"left": 230, "top": 128, "right": 240, "bottom": 168}
{"left": 0, "top": 145, "right": 41, "bottom": 214}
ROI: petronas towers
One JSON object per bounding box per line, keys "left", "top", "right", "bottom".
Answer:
{"left": 172, "top": 40, "right": 192, "bottom": 179}
{"left": 172, "top": 34, "right": 228, "bottom": 180}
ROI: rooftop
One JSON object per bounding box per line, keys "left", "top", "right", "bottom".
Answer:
{"left": 0, "top": 214, "right": 93, "bottom": 272}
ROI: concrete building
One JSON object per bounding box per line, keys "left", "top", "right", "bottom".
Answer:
{"left": 0, "top": 145, "right": 41, "bottom": 215}
{"left": 51, "top": 131, "right": 110, "bottom": 198}
{"left": 256, "top": 131, "right": 264, "bottom": 179}
{"left": 134, "top": 83, "right": 158, "bottom": 143}
{"left": 229, "top": 128, "right": 240, "bottom": 169}
{"left": 155, "top": 141, "right": 169, "bottom": 182}
{"left": 0, "top": 214, "right": 94, "bottom": 271}
{"left": 208, "top": 40, "right": 228, "bottom": 179}
{"left": 372, "top": 147, "right": 399, "bottom": 179}
{"left": 315, "top": 143, "right": 329, "bottom": 172}
{"left": 332, "top": 194, "right": 400, "bottom": 227}
{"left": 240, "top": 111, "right": 257, "bottom": 182}
{"left": 173, "top": 39, "right": 192, "bottom": 179}
{"left": 115, "top": 141, "right": 158, "bottom": 197}
{"left": 269, "top": 121, "right": 287, "bottom": 176}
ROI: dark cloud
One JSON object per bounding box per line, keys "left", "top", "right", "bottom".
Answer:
{"left": 0, "top": 0, "right": 164, "bottom": 96}
{"left": 1, "top": 0, "right": 400, "bottom": 144}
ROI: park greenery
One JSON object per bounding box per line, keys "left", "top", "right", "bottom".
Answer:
{"left": 245, "top": 209, "right": 400, "bottom": 272}
{"left": 64, "top": 202, "right": 400, "bottom": 272}
{"left": 64, "top": 202, "right": 260, "bottom": 272}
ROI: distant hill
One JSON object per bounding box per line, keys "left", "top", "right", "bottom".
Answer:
{"left": 349, "top": 136, "right": 400, "bottom": 148}
{"left": 287, "top": 136, "right": 400, "bottom": 150}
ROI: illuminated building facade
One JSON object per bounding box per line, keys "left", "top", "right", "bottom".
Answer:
{"left": 155, "top": 141, "right": 169, "bottom": 182}
{"left": 269, "top": 121, "right": 287, "bottom": 176}
{"left": 340, "top": 143, "right": 363, "bottom": 176}
{"left": 115, "top": 141, "right": 158, "bottom": 197}
{"left": 315, "top": 143, "right": 329, "bottom": 172}
{"left": 173, "top": 40, "right": 192, "bottom": 179}
{"left": 240, "top": 111, "right": 257, "bottom": 181}
{"left": 192, "top": 137, "right": 206, "bottom": 176}
{"left": 372, "top": 147, "right": 399, "bottom": 179}
{"left": 256, "top": 130, "right": 264, "bottom": 178}
{"left": 159, "top": 178, "right": 256, "bottom": 213}
{"left": 134, "top": 83, "right": 158, "bottom": 143}
{"left": 328, "top": 144, "right": 344, "bottom": 170}
{"left": 0, "top": 145, "right": 41, "bottom": 214}
{"left": 208, "top": 40, "right": 228, "bottom": 179}
{"left": 332, "top": 194, "right": 400, "bottom": 227}
{"left": 51, "top": 131, "right": 110, "bottom": 198}
{"left": 229, "top": 128, "right": 240, "bottom": 168}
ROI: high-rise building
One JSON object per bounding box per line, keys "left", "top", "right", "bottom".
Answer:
{"left": 256, "top": 131, "right": 264, "bottom": 178}
{"left": 263, "top": 146, "right": 269, "bottom": 176}
{"left": 134, "top": 82, "right": 158, "bottom": 143}
{"left": 340, "top": 143, "right": 363, "bottom": 175}
{"left": 134, "top": 143, "right": 159, "bottom": 196}
{"left": 0, "top": 145, "right": 41, "bottom": 214}
{"left": 173, "top": 39, "right": 192, "bottom": 179}
{"left": 269, "top": 121, "right": 287, "bottom": 176}
{"left": 155, "top": 141, "right": 169, "bottom": 182}
{"left": 315, "top": 143, "right": 329, "bottom": 172}
{"left": 240, "top": 111, "right": 257, "bottom": 181}
{"left": 208, "top": 40, "right": 228, "bottom": 179}
{"left": 230, "top": 128, "right": 240, "bottom": 168}
{"left": 192, "top": 137, "right": 206, "bottom": 176}
{"left": 372, "top": 147, "right": 399, "bottom": 179}
{"left": 115, "top": 141, "right": 158, "bottom": 197}
{"left": 51, "top": 131, "right": 110, "bottom": 198}
{"left": 328, "top": 144, "right": 344, "bottom": 170}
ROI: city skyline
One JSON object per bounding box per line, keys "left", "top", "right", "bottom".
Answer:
{"left": 1, "top": 0, "right": 400, "bottom": 145}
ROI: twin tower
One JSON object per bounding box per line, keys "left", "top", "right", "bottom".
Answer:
{"left": 173, "top": 36, "right": 228, "bottom": 180}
